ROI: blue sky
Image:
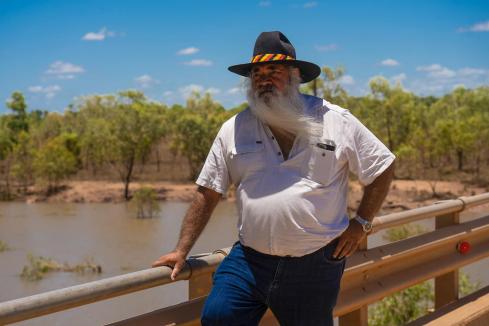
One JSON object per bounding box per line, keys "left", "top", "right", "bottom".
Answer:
{"left": 1, "top": 0, "right": 488, "bottom": 113}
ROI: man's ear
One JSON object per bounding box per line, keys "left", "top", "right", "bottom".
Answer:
{"left": 291, "top": 67, "right": 301, "bottom": 80}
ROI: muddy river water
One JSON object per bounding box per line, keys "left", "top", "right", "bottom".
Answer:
{"left": 0, "top": 201, "right": 487, "bottom": 325}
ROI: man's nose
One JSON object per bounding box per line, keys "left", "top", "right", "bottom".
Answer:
{"left": 254, "top": 72, "right": 273, "bottom": 82}
{"left": 256, "top": 76, "right": 273, "bottom": 87}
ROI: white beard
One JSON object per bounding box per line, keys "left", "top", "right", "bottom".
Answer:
{"left": 246, "top": 76, "right": 323, "bottom": 141}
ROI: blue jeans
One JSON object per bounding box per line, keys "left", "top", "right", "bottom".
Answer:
{"left": 201, "top": 239, "right": 346, "bottom": 326}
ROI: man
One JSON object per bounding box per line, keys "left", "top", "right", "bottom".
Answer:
{"left": 152, "top": 31, "right": 395, "bottom": 325}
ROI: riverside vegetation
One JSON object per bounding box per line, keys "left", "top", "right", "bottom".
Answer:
{"left": 1, "top": 66, "right": 488, "bottom": 202}
{"left": 0, "top": 240, "right": 9, "bottom": 252}
{"left": 132, "top": 186, "right": 161, "bottom": 218}
{"left": 20, "top": 254, "right": 102, "bottom": 281}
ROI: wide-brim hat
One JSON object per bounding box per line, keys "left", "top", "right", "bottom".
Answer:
{"left": 228, "top": 31, "right": 321, "bottom": 83}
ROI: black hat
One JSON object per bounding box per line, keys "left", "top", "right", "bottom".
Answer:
{"left": 228, "top": 31, "right": 321, "bottom": 83}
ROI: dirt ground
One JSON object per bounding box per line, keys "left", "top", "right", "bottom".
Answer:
{"left": 19, "top": 179, "right": 488, "bottom": 215}
{"left": 24, "top": 181, "right": 197, "bottom": 203}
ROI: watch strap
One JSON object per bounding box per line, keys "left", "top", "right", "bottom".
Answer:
{"left": 354, "top": 215, "right": 373, "bottom": 232}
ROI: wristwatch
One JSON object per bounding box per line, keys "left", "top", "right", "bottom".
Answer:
{"left": 354, "top": 215, "right": 373, "bottom": 233}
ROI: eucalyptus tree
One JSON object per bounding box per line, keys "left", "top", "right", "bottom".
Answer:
{"left": 168, "top": 92, "right": 234, "bottom": 180}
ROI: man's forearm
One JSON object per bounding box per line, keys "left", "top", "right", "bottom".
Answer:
{"left": 174, "top": 187, "right": 220, "bottom": 257}
{"left": 356, "top": 161, "right": 395, "bottom": 221}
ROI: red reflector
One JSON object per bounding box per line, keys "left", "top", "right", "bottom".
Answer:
{"left": 457, "top": 241, "right": 471, "bottom": 254}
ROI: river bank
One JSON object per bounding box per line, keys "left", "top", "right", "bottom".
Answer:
{"left": 8, "top": 179, "right": 487, "bottom": 214}
{"left": 21, "top": 181, "right": 197, "bottom": 203}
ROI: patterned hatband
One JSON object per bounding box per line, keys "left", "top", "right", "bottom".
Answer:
{"left": 251, "top": 54, "right": 295, "bottom": 63}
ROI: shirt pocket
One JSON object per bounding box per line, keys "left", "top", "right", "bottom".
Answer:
{"left": 230, "top": 143, "right": 266, "bottom": 180}
{"left": 308, "top": 145, "right": 337, "bottom": 186}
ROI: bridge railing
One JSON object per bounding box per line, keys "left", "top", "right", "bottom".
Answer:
{"left": 0, "top": 193, "right": 489, "bottom": 325}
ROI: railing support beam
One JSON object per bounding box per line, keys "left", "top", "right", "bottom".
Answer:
{"left": 435, "top": 212, "right": 460, "bottom": 309}
{"left": 189, "top": 272, "right": 213, "bottom": 300}
{"left": 339, "top": 237, "right": 368, "bottom": 326}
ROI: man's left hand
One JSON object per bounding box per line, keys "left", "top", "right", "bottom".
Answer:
{"left": 333, "top": 219, "right": 366, "bottom": 259}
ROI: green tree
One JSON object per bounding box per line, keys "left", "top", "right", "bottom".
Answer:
{"left": 430, "top": 87, "right": 489, "bottom": 174}
{"left": 79, "top": 117, "right": 116, "bottom": 175}
{"left": 33, "top": 133, "right": 78, "bottom": 194}
{"left": 302, "top": 65, "right": 349, "bottom": 106}
{"left": 169, "top": 92, "right": 233, "bottom": 179}
{"left": 110, "top": 91, "right": 167, "bottom": 200}
{"left": 30, "top": 112, "right": 64, "bottom": 148}
{"left": 67, "top": 92, "right": 167, "bottom": 200}
{"left": 367, "top": 76, "right": 416, "bottom": 153}
{"left": 0, "top": 119, "right": 13, "bottom": 160}
{"left": 11, "top": 131, "right": 35, "bottom": 193}
{"left": 65, "top": 94, "right": 118, "bottom": 175}
{"left": 6, "top": 91, "right": 29, "bottom": 137}
{"left": 0, "top": 117, "right": 14, "bottom": 199}
{"left": 1, "top": 92, "right": 29, "bottom": 199}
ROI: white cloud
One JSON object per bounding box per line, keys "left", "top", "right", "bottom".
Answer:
{"left": 45, "top": 61, "right": 84, "bottom": 79}
{"left": 184, "top": 59, "right": 213, "bottom": 66}
{"left": 227, "top": 87, "right": 242, "bottom": 95}
{"left": 416, "top": 64, "right": 442, "bottom": 72}
{"left": 206, "top": 87, "right": 221, "bottom": 94}
{"left": 177, "top": 47, "right": 200, "bottom": 55}
{"left": 470, "top": 21, "right": 489, "bottom": 31}
{"left": 416, "top": 64, "right": 456, "bottom": 79}
{"left": 179, "top": 84, "right": 204, "bottom": 98}
{"left": 178, "top": 84, "right": 222, "bottom": 98}
{"left": 259, "top": 1, "right": 271, "bottom": 7}
{"left": 409, "top": 64, "right": 489, "bottom": 96}
{"left": 458, "top": 20, "right": 489, "bottom": 32}
{"left": 163, "top": 91, "right": 173, "bottom": 97}
{"left": 28, "top": 86, "right": 43, "bottom": 92}
{"left": 56, "top": 74, "right": 76, "bottom": 80}
{"left": 315, "top": 44, "right": 338, "bottom": 52}
{"left": 390, "top": 73, "right": 407, "bottom": 85}
{"left": 458, "top": 67, "right": 487, "bottom": 77}
{"left": 82, "top": 27, "right": 116, "bottom": 41}
{"left": 28, "top": 85, "right": 61, "bottom": 99}
{"left": 339, "top": 75, "right": 355, "bottom": 85}
{"left": 380, "top": 58, "right": 399, "bottom": 67}
{"left": 134, "top": 74, "right": 160, "bottom": 88}
{"left": 303, "top": 2, "right": 317, "bottom": 8}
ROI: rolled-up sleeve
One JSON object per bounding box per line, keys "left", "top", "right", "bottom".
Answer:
{"left": 344, "top": 113, "right": 395, "bottom": 186}
{"left": 195, "top": 128, "right": 230, "bottom": 194}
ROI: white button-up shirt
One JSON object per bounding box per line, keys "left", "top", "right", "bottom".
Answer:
{"left": 196, "top": 94, "right": 395, "bottom": 256}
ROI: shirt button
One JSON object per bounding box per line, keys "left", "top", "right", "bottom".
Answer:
{"left": 322, "top": 153, "right": 326, "bottom": 157}
{"left": 277, "top": 152, "right": 282, "bottom": 156}
{"left": 271, "top": 136, "right": 275, "bottom": 140}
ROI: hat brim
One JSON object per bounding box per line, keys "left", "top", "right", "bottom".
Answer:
{"left": 228, "top": 60, "right": 321, "bottom": 83}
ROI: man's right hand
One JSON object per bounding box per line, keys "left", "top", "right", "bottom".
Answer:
{"left": 151, "top": 186, "right": 221, "bottom": 281}
{"left": 152, "top": 251, "right": 187, "bottom": 280}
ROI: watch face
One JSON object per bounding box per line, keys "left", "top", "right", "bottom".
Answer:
{"left": 364, "top": 222, "right": 373, "bottom": 232}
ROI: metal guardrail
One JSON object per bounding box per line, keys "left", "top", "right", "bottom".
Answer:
{"left": 372, "top": 193, "right": 489, "bottom": 231}
{"left": 1, "top": 193, "right": 489, "bottom": 325}
{"left": 0, "top": 249, "right": 230, "bottom": 324}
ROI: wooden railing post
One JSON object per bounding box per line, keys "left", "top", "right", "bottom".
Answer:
{"left": 188, "top": 272, "right": 213, "bottom": 300}
{"left": 434, "top": 212, "right": 460, "bottom": 309}
{"left": 339, "top": 237, "right": 368, "bottom": 326}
